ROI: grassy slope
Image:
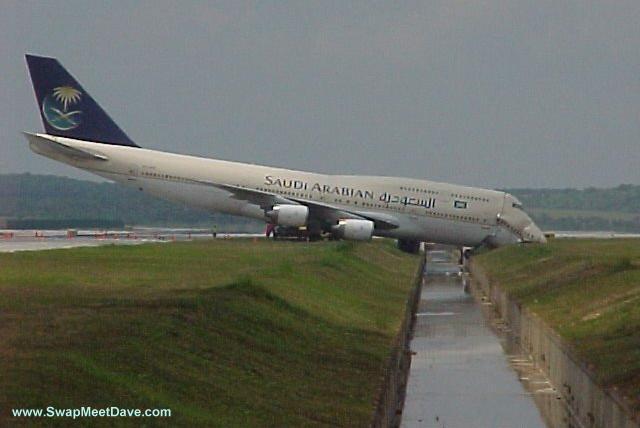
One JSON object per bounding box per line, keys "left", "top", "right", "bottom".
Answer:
{"left": 474, "top": 239, "right": 640, "bottom": 408}
{"left": 0, "top": 240, "right": 419, "bottom": 427}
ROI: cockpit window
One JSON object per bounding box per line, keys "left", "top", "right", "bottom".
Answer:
{"left": 512, "top": 202, "right": 523, "bottom": 209}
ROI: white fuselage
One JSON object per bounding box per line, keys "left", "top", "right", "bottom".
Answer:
{"left": 27, "top": 133, "right": 545, "bottom": 247}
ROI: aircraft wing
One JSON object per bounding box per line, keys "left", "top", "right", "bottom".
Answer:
{"left": 287, "top": 197, "right": 400, "bottom": 230}
{"left": 191, "top": 181, "right": 295, "bottom": 209}
{"left": 195, "top": 181, "right": 399, "bottom": 230}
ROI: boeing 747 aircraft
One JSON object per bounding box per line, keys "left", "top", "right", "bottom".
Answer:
{"left": 23, "top": 55, "right": 545, "bottom": 253}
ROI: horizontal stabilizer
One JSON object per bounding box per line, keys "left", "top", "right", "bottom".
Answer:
{"left": 23, "top": 132, "right": 109, "bottom": 161}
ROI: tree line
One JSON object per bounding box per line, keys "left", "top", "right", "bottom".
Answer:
{"left": 0, "top": 173, "right": 261, "bottom": 231}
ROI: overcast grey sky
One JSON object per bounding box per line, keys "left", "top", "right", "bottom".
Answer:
{"left": 1, "top": 1, "right": 639, "bottom": 188}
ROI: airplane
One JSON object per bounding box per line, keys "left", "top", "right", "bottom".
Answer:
{"left": 23, "top": 54, "right": 546, "bottom": 254}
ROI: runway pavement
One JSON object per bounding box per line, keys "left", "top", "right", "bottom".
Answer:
{"left": 0, "top": 229, "right": 264, "bottom": 253}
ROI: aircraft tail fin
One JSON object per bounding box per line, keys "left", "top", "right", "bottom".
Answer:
{"left": 25, "top": 54, "right": 139, "bottom": 147}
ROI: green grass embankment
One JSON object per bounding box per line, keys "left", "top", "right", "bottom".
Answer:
{"left": 474, "top": 239, "right": 640, "bottom": 408}
{"left": 0, "top": 240, "right": 419, "bottom": 427}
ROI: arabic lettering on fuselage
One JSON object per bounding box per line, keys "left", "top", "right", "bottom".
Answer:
{"left": 263, "top": 175, "right": 436, "bottom": 209}
{"left": 378, "top": 192, "right": 436, "bottom": 209}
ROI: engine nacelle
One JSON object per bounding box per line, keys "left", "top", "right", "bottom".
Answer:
{"left": 266, "top": 205, "right": 309, "bottom": 227}
{"left": 332, "top": 219, "right": 374, "bottom": 241}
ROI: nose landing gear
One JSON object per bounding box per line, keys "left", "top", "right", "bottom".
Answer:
{"left": 464, "top": 248, "right": 473, "bottom": 259}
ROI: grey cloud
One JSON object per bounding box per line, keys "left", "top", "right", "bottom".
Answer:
{"left": 1, "top": 1, "right": 639, "bottom": 188}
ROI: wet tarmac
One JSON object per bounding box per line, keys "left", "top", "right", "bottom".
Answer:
{"left": 0, "top": 229, "right": 264, "bottom": 253}
{"left": 0, "top": 237, "right": 151, "bottom": 253}
{"left": 401, "top": 249, "right": 546, "bottom": 428}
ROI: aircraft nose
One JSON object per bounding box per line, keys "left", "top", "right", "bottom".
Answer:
{"left": 522, "top": 223, "right": 547, "bottom": 244}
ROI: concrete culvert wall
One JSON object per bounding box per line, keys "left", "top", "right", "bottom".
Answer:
{"left": 371, "top": 255, "right": 425, "bottom": 428}
{"left": 470, "top": 261, "right": 639, "bottom": 428}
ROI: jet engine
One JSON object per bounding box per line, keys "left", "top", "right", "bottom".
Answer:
{"left": 332, "top": 219, "right": 374, "bottom": 241}
{"left": 266, "top": 205, "right": 309, "bottom": 227}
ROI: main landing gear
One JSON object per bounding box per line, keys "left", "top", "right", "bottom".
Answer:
{"left": 397, "top": 239, "right": 421, "bottom": 254}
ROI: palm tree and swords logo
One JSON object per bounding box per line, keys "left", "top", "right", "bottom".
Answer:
{"left": 42, "top": 86, "right": 83, "bottom": 130}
